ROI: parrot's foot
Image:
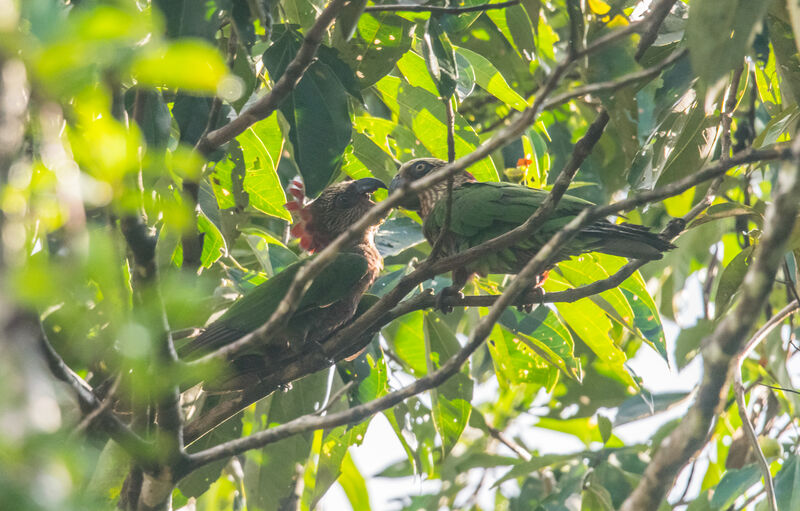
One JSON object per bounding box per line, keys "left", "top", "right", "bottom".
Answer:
{"left": 435, "top": 286, "right": 464, "bottom": 314}
{"left": 516, "top": 287, "right": 545, "bottom": 313}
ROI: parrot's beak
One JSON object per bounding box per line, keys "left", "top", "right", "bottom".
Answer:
{"left": 388, "top": 174, "right": 421, "bottom": 211}
{"left": 352, "top": 177, "right": 388, "bottom": 195}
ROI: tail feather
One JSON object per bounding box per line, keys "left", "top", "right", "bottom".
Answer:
{"left": 583, "top": 221, "right": 675, "bottom": 260}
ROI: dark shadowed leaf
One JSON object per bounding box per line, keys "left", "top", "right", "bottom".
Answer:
{"left": 687, "top": 0, "right": 770, "bottom": 86}
{"left": 263, "top": 28, "right": 351, "bottom": 197}
{"left": 425, "top": 313, "right": 473, "bottom": 455}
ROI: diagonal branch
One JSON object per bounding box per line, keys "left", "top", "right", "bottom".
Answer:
{"left": 543, "top": 48, "right": 688, "bottom": 109}
{"left": 39, "top": 325, "right": 154, "bottom": 466}
{"left": 733, "top": 300, "right": 799, "bottom": 511}
{"left": 182, "top": 208, "right": 594, "bottom": 471}
{"left": 187, "top": 20, "right": 647, "bottom": 368}
{"left": 195, "top": 0, "right": 350, "bottom": 155}
{"left": 635, "top": 0, "right": 679, "bottom": 61}
{"left": 364, "top": 0, "right": 519, "bottom": 14}
{"left": 620, "top": 136, "right": 800, "bottom": 511}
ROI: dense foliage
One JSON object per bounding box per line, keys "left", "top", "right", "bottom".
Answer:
{"left": 2, "top": 0, "right": 800, "bottom": 510}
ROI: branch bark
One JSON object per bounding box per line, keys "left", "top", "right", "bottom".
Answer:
{"left": 733, "top": 300, "right": 799, "bottom": 511}
{"left": 195, "top": 0, "right": 350, "bottom": 155}
{"left": 364, "top": 0, "right": 519, "bottom": 14}
{"left": 188, "top": 20, "right": 646, "bottom": 368}
{"left": 620, "top": 137, "right": 800, "bottom": 511}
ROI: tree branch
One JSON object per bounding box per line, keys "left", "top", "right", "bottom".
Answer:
{"left": 542, "top": 48, "right": 688, "bottom": 109}
{"left": 187, "top": 20, "right": 646, "bottom": 368}
{"left": 364, "top": 0, "right": 520, "bottom": 14}
{"left": 620, "top": 136, "right": 800, "bottom": 511}
{"left": 182, "top": 143, "right": 788, "bottom": 443}
{"left": 38, "top": 324, "right": 154, "bottom": 465}
{"left": 733, "top": 300, "right": 799, "bottom": 511}
{"left": 182, "top": 207, "right": 594, "bottom": 471}
{"left": 634, "top": 0, "right": 678, "bottom": 61}
{"left": 195, "top": 0, "right": 350, "bottom": 155}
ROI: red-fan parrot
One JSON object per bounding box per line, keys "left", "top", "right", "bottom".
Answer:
{"left": 178, "top": 177, "right": 387, "bottom": 389}
{"left": 388, "top": 157, "right": 674, "bottom": 309}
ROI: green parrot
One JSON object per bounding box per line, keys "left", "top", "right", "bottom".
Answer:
{"left": 388, "top": 157, "right": 674, "bottom": 308}
{"left": 178, "top": 177, "right": 387, "bottom": 389}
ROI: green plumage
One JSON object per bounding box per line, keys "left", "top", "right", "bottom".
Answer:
{"left": 178, "top": 253, "right": 370, "bottom": 360}
{"left": 177, "top": 177, "right": 387, "bottom": 389}
{"left": 423, "top": 181, "right": 673, "bottom": 276}
{"left": 388, "top": 158, "right": 674, "bottom": 284}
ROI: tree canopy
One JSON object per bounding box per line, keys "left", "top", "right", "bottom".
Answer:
{"left": 2, "top": 0, "right": 800, "bottom": 510}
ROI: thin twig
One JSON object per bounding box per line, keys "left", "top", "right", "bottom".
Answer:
{"left": 72, "top": 376, "right": 120, "bottom": 436}
{"left": 733, "top": 300, "right": 799, "bottom": 511}
{"left": 182, "top": 208, "right": 594, "bottom": 471}
{"left": 634, "top": 0, "right": 678, "bottom": 62}
{"left": 542, "top": 48, "right": 688, "bottom": 109}
{"left": 196, "top": 0, "right": 350, "bottom": 155}
{"left": 429, "top": 96, "right": 457, "bottom": 259}
{"left": 758, "top": 383, "right": 800, "bottom": 396}
{"left": 39, "top": 328, "right": 154, "bottom": 464}
{"left": 620, "top": 137, "right": 800, "bottom": 511}
{"left": 364, "top": 0, "right": 519, "bottom": 14}
{"left": 486, "top": 423, "right": 532, "bottom": 461}
{"left": 187, "top": 20, "right": 647, "bottom": 368}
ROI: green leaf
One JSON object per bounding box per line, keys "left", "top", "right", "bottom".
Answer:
{"left": 592, "top": 253, "right": 668, "bottom": 359}
{"left": 614, "top": 391, "right": 690, "bottom": 426}
{"left": 338, "top": 453, "right": 371, "bottom": 511}
{"left": 383, "top": 310, "right": 427, "bottom": 375}
{"left": 455, "top": 47, "right": 528, "bottom": 111}
{"left": 336, "top": 0, "right": 367, "bottom": 41}
{"left": 708, "top": 464, "right": 761, "bottom": 510}
{"left": 715, "top": 246, "right": 754, "bottom": 318}
{"left": 597, "top": 414, "right": 612, "bottom": 445}
{"left": 754, "top": 104, "right": 800, "bottom": 147}
{"left": 656, "top": 100, "right": 717, "bottom": 186}
{"left": 688, "top": 202, "right": 763, "bottom": 229}
{"left": 397, "top": 51, "right": 439, "bottom": 96}
{"left": 375, "top": 217, "right": 426, "bottom": 257}
{"left": 768, "top": 3, "right": 800, "bottom": 103}
{"left": 687, "top": 0, "right": 770, "bottom": 86}
{"left": 496, "top": 306, "right": 581, "bottom": 383}
{"left": 534, "top": 417, "right": 623, "bottom": 448}
{"left": 544, "top": 273, "right": 629, "bottom": 373}
{"left": 374, "top": 76, "right": 499, "bottom": 181}
{"left": 283, "top": 0, "right": 326, "bottom": 30}
{"left": 422, "top": 16, "right": 458, "bottom": 98}
{"left": 243, "top": 371, "right": 328, "bottom": 510}
{"left": 775, "top": 454, "right": 800, "bottom": 511}
{"left": 334, "top": 12, "right": 413, "bottom": 88}
{"left": 130, "top": 40, "right": 228, "bottom": 93}
{"left": 263, "top": 29, "right": 351, "bottom": 197}
{"left": 125, "top": 89, "right": 171, "bottom": 147}
{"left": 425, "top": 313, "right": 473, "bottom": 455}
{"left": 493, "top": 453, "right": 579, "bottom": 487}
{"left": 238, "top": 116, "right": 289, "bottom": 220}
{"left": 179, "top": 411, "right": 243, "bottom": 498}
{"left": 197, "top": 212, "right": 225, "bottom": 267}
{"left": 675, "top": 319, "right": 715, "bottom": 370}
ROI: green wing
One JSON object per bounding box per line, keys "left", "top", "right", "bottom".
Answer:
{"left": 423, "top": 182, "right": 593, "bottom": 273}
{"left": 179, "top": 253, "right": 369, "bottom": 358}
{"left": 423, "top": 181, "right": 672, "bottom": 273}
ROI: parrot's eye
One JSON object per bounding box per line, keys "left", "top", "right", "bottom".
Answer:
{"left": 335, "top": 192, "right": 357, "bottom": 209}
{"left": 413, "top": 162, "right": 427, "bottom": 175}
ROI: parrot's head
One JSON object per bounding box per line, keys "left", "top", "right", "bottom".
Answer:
{"left": 389, "top": 157, "right": 475, "bottom": 215}
{"left": 285, "top": 177, "right": 388, "bottom": 253}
